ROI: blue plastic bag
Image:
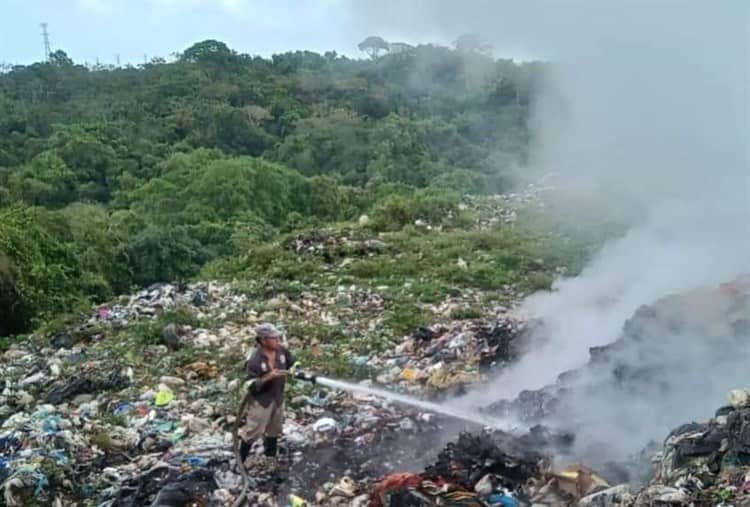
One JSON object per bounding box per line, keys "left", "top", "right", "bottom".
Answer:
{"left": 487, "top": 493, "right": 517, "bottom": 507}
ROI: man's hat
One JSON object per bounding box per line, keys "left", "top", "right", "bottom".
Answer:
{"left": 255, "top": 323, "right": 282, "bottom": 343}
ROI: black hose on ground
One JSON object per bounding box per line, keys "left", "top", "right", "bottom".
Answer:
{"left": 231, "top": 388, "right": 254, "bottom": 507}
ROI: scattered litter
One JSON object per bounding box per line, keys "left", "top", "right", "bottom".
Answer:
{"left": 2, "top": 274, "right": 748, "bottom": 506}
{"left": 312, "top": 418, "right": 338, "bottom": 433}
{"left": 154, "top": 388, "right": 174, "bottom": 407}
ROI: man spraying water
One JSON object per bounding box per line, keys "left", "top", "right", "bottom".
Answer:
{"left": 237, "top": 323, "right": 297, "bottom": 468}
{"left": 234, "top": 323, "right": 506, "bottom": 479}
{"left": 231, "top": 323, "right": 319, "bottom": 505}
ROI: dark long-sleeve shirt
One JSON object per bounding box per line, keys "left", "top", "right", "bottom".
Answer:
{"left": 245, "top": 345, "right": 295, "bottom": 407}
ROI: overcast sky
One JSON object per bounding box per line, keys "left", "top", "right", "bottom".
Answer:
{"left": 1, "top": 0, "right": 371, "bottom": 65}
{"left": 1, "top": 0, "right": 562, "bottom": 66}
{"left": 2, "top": 1, "right": 747, "bottom": 68}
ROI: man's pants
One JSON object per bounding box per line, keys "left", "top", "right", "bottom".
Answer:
{"left": 238, "top": 400, "right": 284, "bottom": 458}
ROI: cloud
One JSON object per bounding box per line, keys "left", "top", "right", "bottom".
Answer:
{"left": 76, "top": 0, "right": 126, "bottom": 15}
{"left": 76, "top": 0, "right": 263, "bottom": 18}
{"left": 147, "top": 0, "right": 287, "bottom": 29}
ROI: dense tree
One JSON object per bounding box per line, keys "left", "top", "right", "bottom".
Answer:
{"left": 275, "top": 112, "right": 371, "bottom": 184}
{"left": 49, "top": 50, "right": 74, "bottom": 66}
{"left": 126, "top": 225, "right": 208, "bottom": 286}
{"left": 0, "top": 207, "right": 85, "bottom": 334}
{"left": 6, "top": 152, "right": 77, "bottom": 206}
{"left": 181, "top": 39, "right": 238, "bottom": 73}
{"left": 0, "top": 39, "right": 541, "bottom": 335}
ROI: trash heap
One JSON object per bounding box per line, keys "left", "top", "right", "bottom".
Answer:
{"left": 367, "top": 317, "right": 527, "bottom": 398}
{"left": 366, "top": 387, "right": 750, "bottom": 507}
{"left": 640, "top": 388, "right": 750, "bottom": 507}
{"left": 365, "top": 275, "right": 750, "bottom": 507}
{"left": 3, "top": 260, "right": 748, "bottom": 505}
{"left": 562, "top": 387, "right": 750, "bottom": 507}
{"left": 279, "top": 390, "right": 453, "bottom": 506}
{"left": 463, "top": 182, "right": 552, "bottom": 229}
{"left": 284, "top": 228, "right": 388, "bottom": 260}
{"left": 227, "top": 282, "right": 527, "bottom": 401}
{"left": 367, "top": 425, "right": 624, "bottom": 507}
{"left": 1, "top": 281, "right": 521, "bottom": 506}
{"left": 95, "top": 282, "right": 240, "bottom": 327}
{"left": 0, "top": 335, "right": 238, "bottom": 504}
{"left": 486, "top": 276, "right": 750, "bottom": 464}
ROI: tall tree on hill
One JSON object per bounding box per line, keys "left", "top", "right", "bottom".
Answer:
{"left": 180, "top": 40, "right": 238, "bottom": 75}
{"left": 358, "top": 36, "right": 390, "bottom": 59}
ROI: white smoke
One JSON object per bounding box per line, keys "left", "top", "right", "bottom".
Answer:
{"left": 474, "top": 197, "right": 750, "bottom": 399}
{"left": 349, "top": 1, "right": 750, "bottom": 455}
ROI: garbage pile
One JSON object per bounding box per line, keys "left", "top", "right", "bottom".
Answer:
{"left": 92, "top": 282, "right": 240, "bottom": 328}
{"left": 486, "top": 276, "right": 750, "bottom": 467}
{"left": 368, "top": 317, "right": 527, "bottom": 398}
{"left": 2, "top": 281, "right": 521, "bottom": 506}
{"left": 564, "top": 387, "right": 750, "bottom": 507}
{"left": 218, "top": 284, "right": 527, "bottom": 401}
{"left": 463, "top": 182, "right": 552, "bottom": 229}
{"left": 284, "top": 228, "right": 388, "bottom": 259}
{"left": 0, "top": 339, "right": 237, "bottom": 505}
{"left": 367, "top": 385, "right": 750, "bottom": 507}
{"left": 367, "top": 426, "right": 622, "bottom": 507}
{"left": 4, "top": 265, "right": 749, "bottom": 506}
{"left": 642, "top": 388, "right": 750, "bottom": 506}
{"left": 279, "top": 397, "right": 453, "bottom": 506}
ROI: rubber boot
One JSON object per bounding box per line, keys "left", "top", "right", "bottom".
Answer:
{"left": 263, "top": 436, "right": 278, "bottom": 457}
{"left": 239, "top": 440, "right": 252, "bottom": 464}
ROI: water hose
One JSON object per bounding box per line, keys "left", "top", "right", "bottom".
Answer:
{"left": 231, "top": 383, "right": 255, "bottom": 507}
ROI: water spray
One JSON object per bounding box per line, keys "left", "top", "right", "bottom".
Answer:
{"left": 233, "top": 368, "right": 513, "bottom": 503}
{"left": 298, "top": 371, "right": 511, "bottom": 430}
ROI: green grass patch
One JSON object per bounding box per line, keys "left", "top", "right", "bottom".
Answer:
{"left": 448, "top": 304, "right": 485, "bottom": 320}
{"left": 204, "top": 211, "right": 595, "bottom": 341}
{"left": 210, "top": 213, "right": 591, "bottom": 300}
{"left": 0, "top": 334, "right": 26, "bottom": 352}
{"left": 102, "top": 413, "right": 128, "bottom": 428}
{"left": 90, "top": 431, "right": 113, "bottom": 451}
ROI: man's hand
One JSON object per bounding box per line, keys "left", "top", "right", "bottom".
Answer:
{"left": 263, "top": 369, "right": 288, "bottom": 381}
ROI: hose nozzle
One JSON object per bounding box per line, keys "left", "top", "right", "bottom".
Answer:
{"left": 293, "top": 370, "right": 317, "bottom": 383}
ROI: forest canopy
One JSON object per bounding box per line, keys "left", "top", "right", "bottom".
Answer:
{"left": 0, "top": 39, "right": 542, "bottom": 335}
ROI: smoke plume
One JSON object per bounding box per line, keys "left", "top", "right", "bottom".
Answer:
{"left": 349, "top": 1, "right": 750, "bottom": 457}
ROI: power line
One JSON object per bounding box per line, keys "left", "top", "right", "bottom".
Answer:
{"left": 40, "top": 22, "right": 51, "bottom": 61}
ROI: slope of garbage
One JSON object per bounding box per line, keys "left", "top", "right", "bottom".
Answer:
{"left": 1, "top": 189, "right": 557, "bottom": 506}
{"left": 311, "top": 387, "right": 750, "bottom": 507}
{"left": 486, "top": 275, "right": 750, "bottom": 442}
{"left": 0, "top": 277, "right": 531, "bottom": 506}
{"left": 365, "top": 275, "right": 750, "bottom": 507}
{"left": 3, "top": 274, "right": 749, "bottom": 506}
{"left": 1, "top": 184, "right": 746, "bottom": 505}
{"left": 474, "top": 275, "right": 750, "bottom": 505}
